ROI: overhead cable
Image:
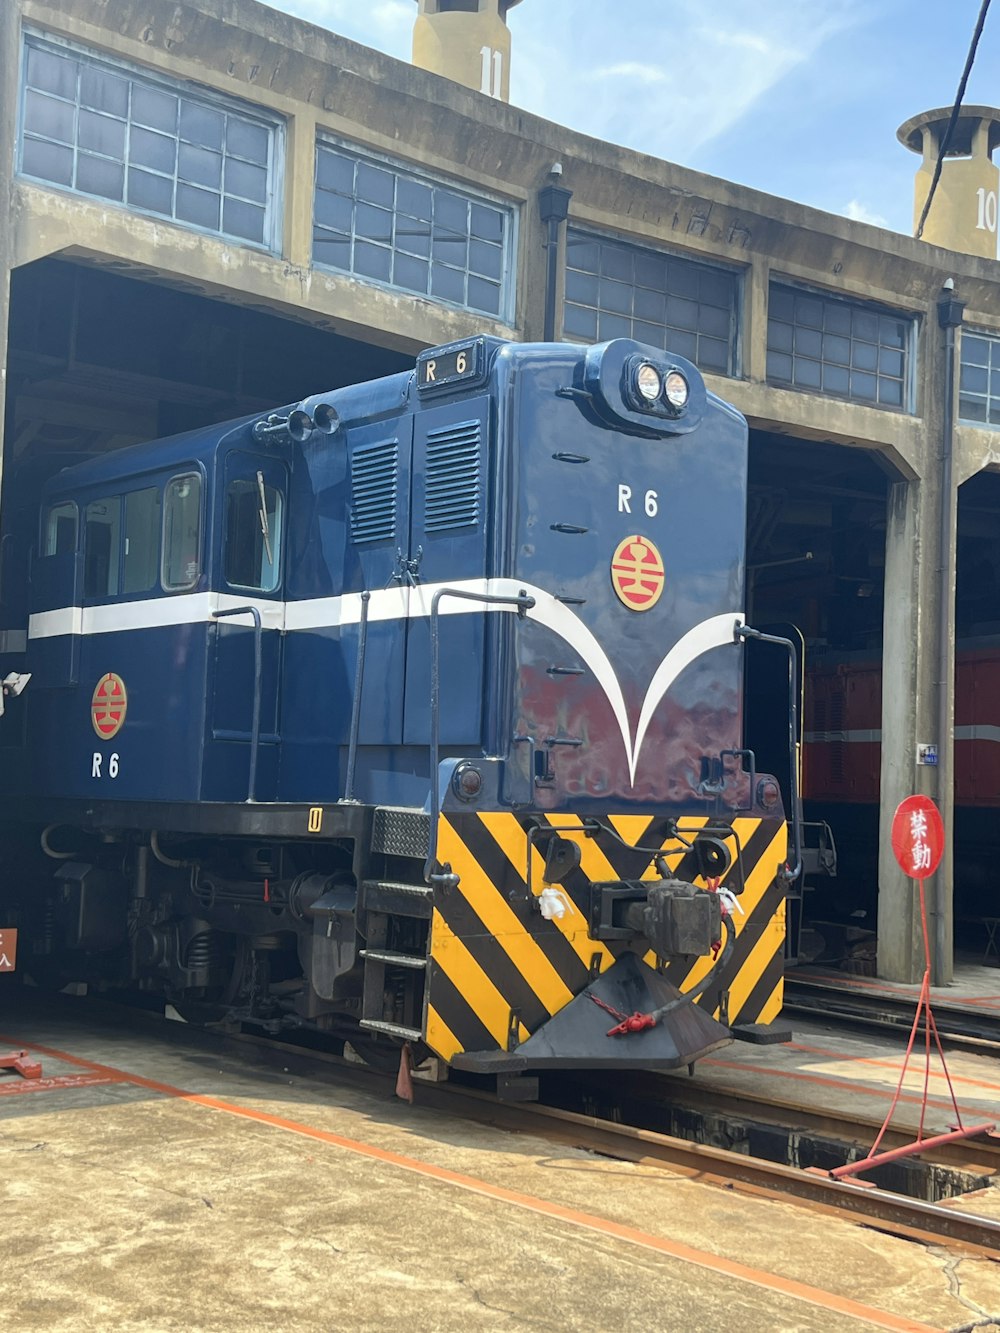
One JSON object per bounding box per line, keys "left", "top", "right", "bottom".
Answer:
{"left": 915, "top": 0, "right": 994, "bottom": 241}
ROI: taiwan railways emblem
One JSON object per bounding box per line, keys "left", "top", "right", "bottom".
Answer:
{"left": 610, "top": 535, "right": 666, "bottom": 611}
{"left": 91, "top": 673, "right": 128, "bottom": 739}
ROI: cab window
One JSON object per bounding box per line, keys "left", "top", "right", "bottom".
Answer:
{"left": 163, "top": 473, "right": 202, "bottom": 591}
{"left": 123, "top": 487, "right": 162, "bottom": 594}
{"left": 224, "top": 472, "right": 282, "bottom": 592}
{"left": 43, "top": 501, "right": 78, "bottom": 557}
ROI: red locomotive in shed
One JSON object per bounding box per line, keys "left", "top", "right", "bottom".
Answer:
{"left": 802, "top": 640, "right": 1000, "bottom": 924}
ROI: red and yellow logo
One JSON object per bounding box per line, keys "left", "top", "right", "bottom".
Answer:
{"left": 91, "top": 673, "right": 127, "bottom": 740}
{"left": 611, "top": 535, "right": 665, "bottom": 611}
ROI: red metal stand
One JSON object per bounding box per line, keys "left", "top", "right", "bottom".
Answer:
{"left": 0, "top": 1050, "right": 42, "bottom": 1080}
{"left": 830, "top": 876, "right": 995, "bottom": 1181}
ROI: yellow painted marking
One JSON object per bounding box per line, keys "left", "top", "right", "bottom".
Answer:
{"left": 425, "top": 1004, "right": 462, "bottom": 1062}
{"left": 700, "top": 824, "right": 786, "bottom": 1018}
{"left": 547, "top": 813, "right": 620, "bottom": 882}
{"left": 430, "top": 909, "right": 529, "bottom": 1048}
{"left": 669, "top": 821, "right": 787, "bottom": 1007}
{"left": 605, "top": 813, "right": 658, "bottom": 846}
{"left": 437, "top": 821, "right": 573, "bottom": 1016}
{"left": 757, "top": 972, "right": 785, "bottom": 1025}
{"left": 651, "top": 816, "right": 711, "bottom": 880}
{"left": 726, "top": 897, "right": 786, "bottom": 1022}
{"left": 478, "top": 812, "right": 616, "bottom": 971}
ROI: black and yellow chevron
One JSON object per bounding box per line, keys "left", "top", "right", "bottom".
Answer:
{"left": 424, "top": 811, "right": 787, "bottom": 1062}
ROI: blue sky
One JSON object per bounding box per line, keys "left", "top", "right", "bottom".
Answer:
{"left": 265, "top": 1, "right": 1000, "bottom": 236}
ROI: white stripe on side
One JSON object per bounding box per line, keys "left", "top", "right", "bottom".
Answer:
{"left": 29, "top": 593, "right": 284, "bottom": 639}
{"left": 26, "top": 580, "right": 744, "bottom": 785}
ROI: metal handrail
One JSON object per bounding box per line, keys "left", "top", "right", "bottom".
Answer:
{"left": 737, "top": 622, "right": 803, "bottom": 883}
{"left": 423, "top": 585, "right": 535, "bottom": 881}
{"left": 212, "top": 605, "right": 262, "bottom": 803}
{"left": 344, "top": 590, "right": 371, "bottom": 802}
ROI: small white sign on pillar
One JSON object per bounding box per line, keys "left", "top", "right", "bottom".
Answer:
{"left": 917, "top": 743, "right": 939, "bottom": 766}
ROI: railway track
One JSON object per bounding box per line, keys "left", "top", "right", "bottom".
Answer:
{"left": 551, "top": 1069, "right": 1000, "bottom": 1179}
{"left": 784, "top": 974, "right": 1000, "bottom": 1049}
{"left": 6, "top": 990, "right": 1000, "bottom": 1262}
{"left": 212, "top": 1026, "right": 1000, "bottom": 1263}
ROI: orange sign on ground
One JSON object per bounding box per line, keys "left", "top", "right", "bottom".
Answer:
{"left": 0, "top": 929, "right": 17, "bottom": 972}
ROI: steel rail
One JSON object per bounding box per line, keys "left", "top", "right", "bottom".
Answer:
{"left": 784, "top": 976, "right": 1000, "bottom": 1049}
{"left": 578, "top": 1071, "right": 1000, "bottom": 1175}
{"left": 412, "top": 1081, "right": 1000, "bottom": 1261}
{"left": 14, "top": 992, "right": 1000, "bottom": 1260}
{"left": 202, "top": 1026, "right": 1000, "bottom": 1261}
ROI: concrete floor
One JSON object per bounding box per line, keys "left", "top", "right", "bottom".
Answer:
{"left": 0, "top": 989, "right": 998, "bottom": 1332}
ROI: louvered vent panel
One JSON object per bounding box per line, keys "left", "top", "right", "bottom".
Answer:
{"left": 424, "top": 420, "right": 481, "bottom": 533}
{"left": 350, "top": 439, "right": 398, "bottom": 544}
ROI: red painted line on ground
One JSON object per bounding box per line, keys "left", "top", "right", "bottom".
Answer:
{"left": 0, "top": 1072, "right": 124, "bottom": 1096}
{"left": 703, "top": 1055, "right": 992, "bottom": 1121}
{"left": 785, "top": 1040, "right": 1000, "bottom": 1095}
{"left": 0, "top": 1033, "right": 942, "bottom": 1333}
{"left": 798, "top": 971, "right": 1000, "bottom": 1007}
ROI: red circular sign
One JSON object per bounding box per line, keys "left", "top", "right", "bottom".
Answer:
{"left": 91, "top": 672, "right": 127, "bottom": 740}
{"left": 611, "top": 534, "right": 666, "bottom": 611}
{"left": 890, "top": 795, "right": 944, "bottom": 880}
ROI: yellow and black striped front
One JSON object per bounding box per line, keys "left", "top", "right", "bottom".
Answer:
{"left": 423, "top": 811, "right": 787, "bottom": 1065}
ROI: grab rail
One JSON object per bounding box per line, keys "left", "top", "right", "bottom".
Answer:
{"left": 212, "top": 605, "right": 262, "bottom": 804}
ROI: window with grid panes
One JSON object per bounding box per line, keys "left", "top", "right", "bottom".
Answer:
{"left": 313, "top": 142, "right": 513, "bottom": 320}
{"left": 18, "top": 35, "right": 281, "bottom": 249}
{"left": 959, "top": 331, "right": 1000, "bottom": 426}
{"left": 766, "top": 284, "right": 912, "bottom": 410}
{"left": 563, "top": 230, "right": 739, "bottom": 375}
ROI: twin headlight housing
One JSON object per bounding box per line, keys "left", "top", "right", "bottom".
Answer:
{"left": 629, "top": 357, "right": 690, "bottom": 417}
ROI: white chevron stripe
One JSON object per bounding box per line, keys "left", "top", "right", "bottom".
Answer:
{"left": 26, "top": 581, "right": 743, "bottom": 785}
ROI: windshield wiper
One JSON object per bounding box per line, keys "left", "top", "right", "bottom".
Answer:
{"left": 256, "top": 470, "right": 273, "bottom": 565}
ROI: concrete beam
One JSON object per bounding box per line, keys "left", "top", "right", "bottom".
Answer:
{"left": 11, "top": 186, "right": 515, "bottom": 356}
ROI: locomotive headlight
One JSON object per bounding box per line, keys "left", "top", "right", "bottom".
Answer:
{"left": 663, "top": 370, "right": 689, "bottom": 411}
{"left": 635, "top": 363, "right": 662, "bottom": 402}
{"left": 757, "top": 778, "right": 781, "bottom": 810}
{"left": 452, "top": 763, "right": 483, "bottom": 802}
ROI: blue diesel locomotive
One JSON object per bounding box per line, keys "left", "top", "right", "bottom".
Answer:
{"left": 0, "top": 336, "right": 798, "bottom": 1082}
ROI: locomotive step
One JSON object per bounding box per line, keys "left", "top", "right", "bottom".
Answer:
{"left": 371, "top": 807, "right": 430, "bottom": 859}
{"left": 361, "top": 880, "right": 435, "bottom": 919}
{"left": 360, "top": 949, "right": 428, "bottom": 970}
{"left": 358, "top": 1019, "right": 424, "bottom": 1041}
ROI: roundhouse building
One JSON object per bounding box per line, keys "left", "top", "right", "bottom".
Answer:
{"left": 3, "top": 0, "right": 1000, "bottom": 983}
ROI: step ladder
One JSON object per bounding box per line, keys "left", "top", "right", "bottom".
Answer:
{"left": 358, "top": 879, "right": 434, "bottom": 1041}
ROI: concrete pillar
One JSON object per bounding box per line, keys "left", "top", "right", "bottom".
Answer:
{"left": 0, "top": 2, "right": 20, "bottom": 524}
{"left": 744, "top": 258, "right": 770, "bottom": 384}
{"left": 877, "top": 297, "right": 957, "bottom": 983}
{"left": 284, "top": 110, "right": 319, "bottom": 268}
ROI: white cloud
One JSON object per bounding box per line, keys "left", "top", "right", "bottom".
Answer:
{"left": 259, "top": 0, "right": 411, "bottom": 58}
{"left": 842, "top": 199, "right": 890, "bottom": 228}
{"left": 593, "top": 62, "right": 666, "bottom": 86}
{"left": 372, "top": 1, "right": 412, "bottom": 34}
{"left": 511, "top": 0, "right": 866, "bottom": 165}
